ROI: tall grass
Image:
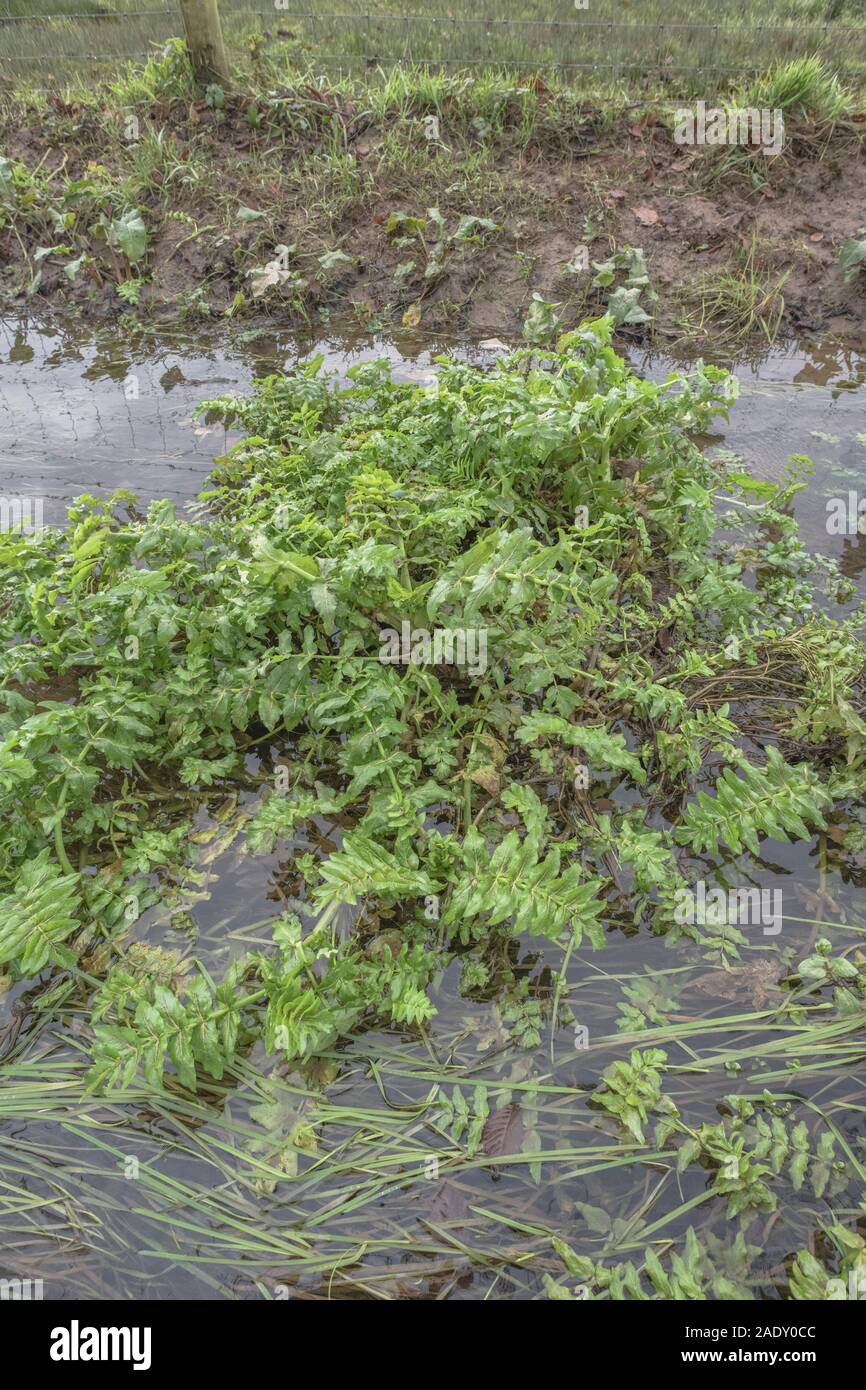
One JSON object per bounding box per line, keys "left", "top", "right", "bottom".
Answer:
{"left": 0, "top": 0, "right": 865, "bottom": 95}
{"left": 738, "top": 54, "right": 852, "bottom": 118}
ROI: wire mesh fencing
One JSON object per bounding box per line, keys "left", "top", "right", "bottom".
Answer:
{"left": 1, "top": 2, "right": 865, "bottom": 93}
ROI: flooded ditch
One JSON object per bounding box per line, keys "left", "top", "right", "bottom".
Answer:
{"left": 1, "top": 315, "right": 865, "bottom": 1301}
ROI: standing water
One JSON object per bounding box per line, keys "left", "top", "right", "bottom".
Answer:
{"left": 1, "top": 314, "right": 865, "bottom": 1300}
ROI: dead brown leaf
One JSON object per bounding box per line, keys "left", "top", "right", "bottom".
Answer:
{"left": 468, "top": 764, "right": 500, "bottom": 797}
{"left": 429, "top": 1181, "right": 470, "bottom": 1225}
{"left": 482, "top": 1104, "right": 525, "bottom": 1158}
{"left": 692, "top": 960, "right": 782, "bottom": 1009}
{"left": 518, "top": 76, "right": 551, "bottom": 99}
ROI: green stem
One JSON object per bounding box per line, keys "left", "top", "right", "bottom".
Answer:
{"left": 549, "top": 925, "right": 579, "bottom": 1065}
{"left": 53, "top": 794, "right": 75, "bottom": 876}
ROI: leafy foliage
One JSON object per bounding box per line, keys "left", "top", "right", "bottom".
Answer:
{"left": 549, "top": 1224, "right": 764, "bottom": 1300}
{"left": 674, "top": 1096, "right": 850, "bottom": 1217}
{"left": 594, "top": 1047, "right": 672, "bottom": 1143}
{"left": 0, "top": 320, "right": 861, "bottom": 1182}
{"left": 592, "top": 245, "right": 658, "bottom": 326}
{"left": 674, "top": 746, "right": 832, "bottom": 857}
{"left": 444, "top": 827, "right": 605, "bottom": 944}
{"left": 0, "top": 852, "right": 80, "bottom": 974}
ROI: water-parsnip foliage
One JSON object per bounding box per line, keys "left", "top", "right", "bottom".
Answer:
{"left": 2, "top": 316, "right": 866, "bottom": 1297}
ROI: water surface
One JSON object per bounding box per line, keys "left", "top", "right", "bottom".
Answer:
{"left": 1, "top": 315, "right": 865, "bottom": 1300}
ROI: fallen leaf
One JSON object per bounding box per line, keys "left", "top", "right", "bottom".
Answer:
{"left": 468, "top": 763, "right": 500, "bottom": 797}
{"left": 477, "top": 732, "right": 507, "bottom": 766}
{"left": 632, "top": 205, "right": 660, "bottom": 226}
{"left": 482, "top": 1103, "right": 525, "bottom": 1158}
{"left": 429, "top": 1181, "right": 469, "bottom": 1225}
{"left": 692, "top": 960, "right": 782, "bottom": 1009}
{"left": 249, "top": 262, "right": 292, "bottom": 298}
{"left": 518, "top": 76, "right": 551, "bottom": 99}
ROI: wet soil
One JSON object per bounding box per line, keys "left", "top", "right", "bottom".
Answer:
{"left": 1, "top": 93, "right": 865, "bottom": 347}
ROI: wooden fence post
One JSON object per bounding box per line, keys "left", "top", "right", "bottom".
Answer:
{"left": 178, "top": 0, "right": 230, "bottom": 87}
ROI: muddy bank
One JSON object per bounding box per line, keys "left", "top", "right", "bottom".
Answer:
{"left": 1, "top": 87, "right": 865, "bottom": 349}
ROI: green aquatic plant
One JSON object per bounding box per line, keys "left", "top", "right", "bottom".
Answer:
{"left": 673, "top": 747, "right": 831, "bottom": 858}
{"left": 594, "top": 1046, "right": 673, "bottom": 1143}
{"left": 549, "top": 1224, "right": 766, "bottom": 1300}
{"left": 0, "top": 316, "right": 864, "bottom": 1127}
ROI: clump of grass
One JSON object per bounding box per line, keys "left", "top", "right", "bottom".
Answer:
{"left": 737, "top": 56, "right": 851, "bottom": 121}
{"left": 676, "top": 236, "right": 790, "bottom": 350}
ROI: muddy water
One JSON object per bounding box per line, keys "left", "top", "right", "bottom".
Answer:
{"left": 2, "top": 315, "right": 866, "bottom": 1300}
{"left": 3, "top": 316, "right": 866, "bottom": 566}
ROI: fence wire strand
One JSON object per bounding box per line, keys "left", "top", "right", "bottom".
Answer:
{"left": 0, "top": 9, "right": 174, "bottom": 20}
{"left": 0, "top": 4, "right": 864, "bottom": 85}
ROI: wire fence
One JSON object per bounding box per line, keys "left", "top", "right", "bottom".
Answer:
{"left": 1, "top": 2, "right": 866, "bottom": 92}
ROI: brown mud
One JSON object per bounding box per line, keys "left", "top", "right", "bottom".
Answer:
{"left": 1, "top": 91, "right": 865, "bottom": 350}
